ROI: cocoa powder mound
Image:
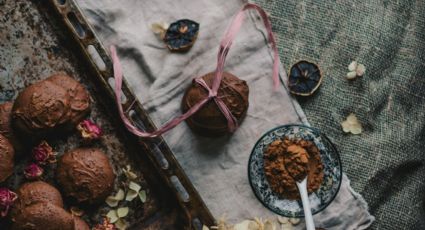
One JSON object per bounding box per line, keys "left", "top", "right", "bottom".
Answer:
{"left": 263, "top": 138, "right": 324, "bottom": 200}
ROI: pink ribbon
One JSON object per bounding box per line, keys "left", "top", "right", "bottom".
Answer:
{"left": 111, "top": 3, "right": 281, "bottom": 138}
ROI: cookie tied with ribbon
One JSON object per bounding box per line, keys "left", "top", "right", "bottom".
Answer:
{"left": 110, "top": 3, "right": 281, "bottom": 138}
{"left": 182, "top": 72, "right": 249, "bottom": 136}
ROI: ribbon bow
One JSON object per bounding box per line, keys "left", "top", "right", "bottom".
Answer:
{"left": 111, "top": 3, "right": 281, "bottom": 138}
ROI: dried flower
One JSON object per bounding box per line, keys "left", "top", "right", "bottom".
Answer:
{"left": 93, "top": 218, "right": 117, "bottom": 230}
{"left": 24, "top": 163, "right": 43, "bottom": 180}
{"left": 341, "top": 113, "right": 363, "bottom": 134}
{"left": 32, "top": 141, "right": 56, "bottom": 165}
{"left": 115, "top": 219, "right": 129, "bottom": 230}
{"left": 0, "top": 188, "right": 18, "bottom": 217}
{"left": 70, "top": 206, "right": 84, "bottom": 217}
{"left": 346, "top": 61, "right": 366, "bottom": 80}
{"left": 122, "top": 165, "right": 137, "bottom": 180}
{"left": 150, "top": 22, "right": 169, "bottom": 39}
{"left": 77, "top": 120, "right": 102, "bottom": 141}
{"left": 106, "top": 189, "right": 125, "bottom": 207}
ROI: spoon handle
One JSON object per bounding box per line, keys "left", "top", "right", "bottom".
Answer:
{"left": 297, "top": 179, "right": 315, "bottom": 230}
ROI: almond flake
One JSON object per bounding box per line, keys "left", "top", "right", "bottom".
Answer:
{"left": 117, "top": 207, "right": 129, "bottom": 218}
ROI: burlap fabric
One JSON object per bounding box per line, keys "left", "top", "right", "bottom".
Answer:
{"left": 251, "top": 0, "right": 425, "bottom": 229}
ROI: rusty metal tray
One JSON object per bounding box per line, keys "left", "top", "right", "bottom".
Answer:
{"left": 0, "top": 0, "right": 214, "bottom": 229}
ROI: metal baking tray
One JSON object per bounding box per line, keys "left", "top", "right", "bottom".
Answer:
{"left": 0, "top": 0, "right": 214, "bottom": 229}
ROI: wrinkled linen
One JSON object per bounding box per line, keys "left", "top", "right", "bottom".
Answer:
{"left": 77, "top": 0, "right": 374, "bottom": 229}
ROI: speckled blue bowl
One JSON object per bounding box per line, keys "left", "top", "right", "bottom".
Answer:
{"left": 248, "top": 124, "right": 342, "bottom": 217}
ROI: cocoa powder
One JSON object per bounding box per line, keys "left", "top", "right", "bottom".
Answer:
{"left": 263, "top": 138, "right": 324, "bottom": 200}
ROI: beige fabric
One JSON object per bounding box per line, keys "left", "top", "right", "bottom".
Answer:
{"left": 77, "top": 0, "right": 374, "bottom": 229}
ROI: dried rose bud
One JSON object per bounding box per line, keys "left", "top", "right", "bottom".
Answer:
{"left": 77, "top": 120, "right": 102, "bottom": 141}
{"left": 24, "top": 163, "right": 43, "bottom": 180}
{"left": 0, "top": 188, "right": 18, "bottom": 217}
{"left": 32, "top": 141, "right": 56, "bottom": 165}
{"left": 93, "top": 218, "right": 117, "bottom": 230}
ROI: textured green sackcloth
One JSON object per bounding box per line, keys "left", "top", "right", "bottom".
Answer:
{"left": 251, "top": 0, "right": 425, "bottom": 229}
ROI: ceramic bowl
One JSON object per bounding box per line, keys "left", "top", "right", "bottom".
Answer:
{"left": 248, "top": 124, "right": 342, "bottom": 217}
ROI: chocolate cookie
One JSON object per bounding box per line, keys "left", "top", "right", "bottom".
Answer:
{"left": 10, "top": 181, "right": 64, "bottom": 221}
{"left": 0, "top": 134, "right": 14, "bottom": 182}
{"left": 11, "top": 202, "right": 74, "bottom": 230}
{"left": 12, "top": 74, "right": 90, "bottom": 138}
{"left": 56, "top": 148, "right": 115, "bottom": 203}
{"left": 181, "top": 72, "right": 249, "bottom": 137}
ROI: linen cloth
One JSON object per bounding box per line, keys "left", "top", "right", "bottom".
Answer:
{"left": 252, "top": 0, "right": 425, "bottom": 229}
{"left": 76, "top": 0, "right": 374, "bottom": 229}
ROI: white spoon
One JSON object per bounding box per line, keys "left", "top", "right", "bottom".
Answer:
{"left": 296, "top": 177, "right": 315, "bottom": 230}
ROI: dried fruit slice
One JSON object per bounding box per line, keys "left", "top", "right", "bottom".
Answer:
{"left": 288, "top": 60, "right": 323, "bottom": 96}
{"left": 163, "top": 19, "right": 199, "bottom": 52}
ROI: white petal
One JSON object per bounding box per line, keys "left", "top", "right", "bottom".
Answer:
{"left": 356, "top": 64, "right": 366, "bottom": 76}
{"left": 264, "top": 220, "right": 275, "bottom": 230}
{"left": 128, "top": 181, "right": 141, "bottom": 192}
{"left": 117, "top": 207, "right": 129, "bottom": 218}
{"left": 346, "top": 71, "right": 357, "bottom": 80}
{"left": 139, "top": 190, "right": 147, "bottom": 203}
{"left": 150, "top": 23, "right": 166, "bottom": 34}
{"left": 233, "top": 220, "right": 254, "bottom": 230}
{"left": 341, "top": 121, "right": 352, "bottom": 133}
{"left": 115, "top": 189, "right": 125, "bottom": 201}
{"left": 350, "top": 125, "right": 363, "bottom": 134}
{"left": 277, "top": 216, "right": 289, "bottom": 224}
{"left": 348, "top": 61, "right": 358, "bottom": 72}
{"left": 280, "top": 223, "right": 293, "bottom": 230}
{"left": 115, "top": 219, "right": 129, "bottom": 230}
{"left": 288, "top": 218, "right": 300, "bottom": 225}
{"left": 346, "top": 113, "right": 358, "bottom": 124}
{"left": 126, "top": 190, "right": 138, "bottom": 201}
{"left": 106, "top": 210, "right": 118, "bottom": 223}
{"left": 106, "top": 196, "right": 119, "bottom": 207}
